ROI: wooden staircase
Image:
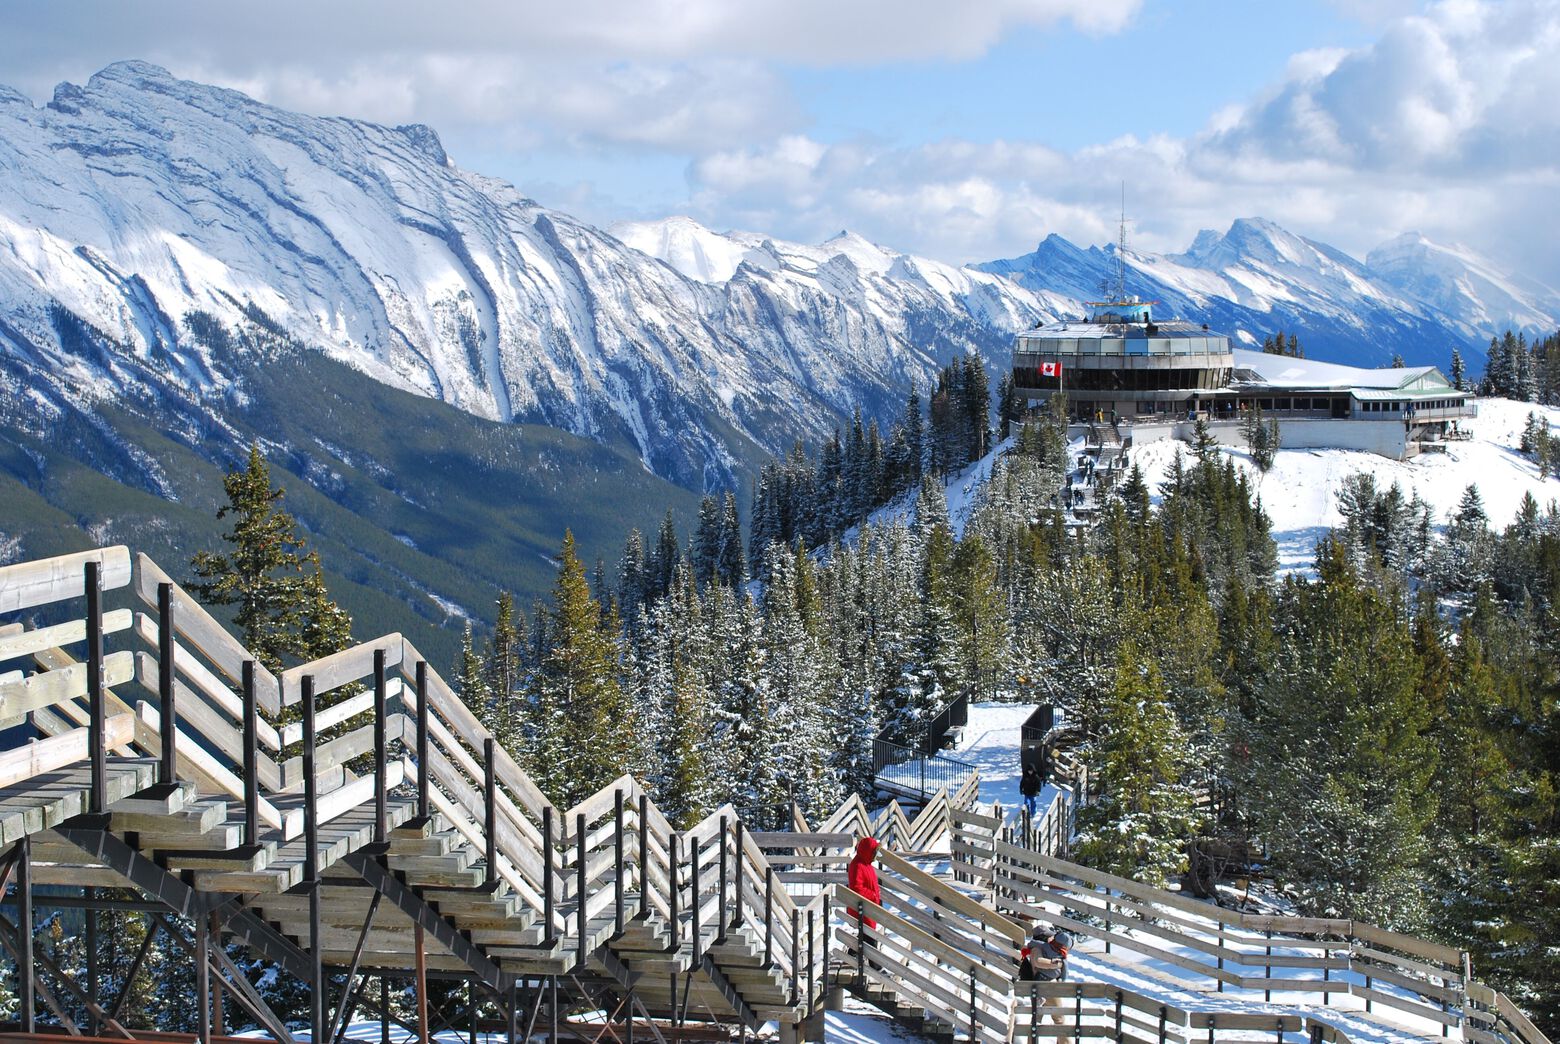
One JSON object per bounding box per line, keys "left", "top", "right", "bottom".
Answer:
{"left": 0, "top": 544, "right": 1551, "bottom": 1044}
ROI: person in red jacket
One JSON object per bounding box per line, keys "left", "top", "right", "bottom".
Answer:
{"left": 846, "top": 836, "right": 882, "bottom": 928}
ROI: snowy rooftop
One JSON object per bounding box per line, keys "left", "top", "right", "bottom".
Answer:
{"left": 1232, "top": 348, "right": 1449, "bottom": 392}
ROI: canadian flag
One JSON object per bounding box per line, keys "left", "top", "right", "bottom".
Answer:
{"left": 1040, "top": 361, "right": 1063, "bottom": 377}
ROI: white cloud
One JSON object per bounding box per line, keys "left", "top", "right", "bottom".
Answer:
{"left": 672, "top": 0, "right": 1560, "bottom": 286}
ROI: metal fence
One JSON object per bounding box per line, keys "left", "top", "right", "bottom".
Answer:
{"left": 872, "top": 736, "right": 979, "bottom": 801}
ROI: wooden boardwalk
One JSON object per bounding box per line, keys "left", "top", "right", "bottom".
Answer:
{"left": 0, "top": 545, "right": 1547, "bottom": 1044}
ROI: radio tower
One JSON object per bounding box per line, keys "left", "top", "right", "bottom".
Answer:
{"left": 1115, "top": 182, "right": 1128, "bottom": 303}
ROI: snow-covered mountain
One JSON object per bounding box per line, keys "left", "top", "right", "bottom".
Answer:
{"left": 2, "top": 62, "right": 1553, "bottom": 502}
{"left": 978, "top": 218, "right": 1558, "bottom": 368}
{"left": 0, "top": 62, "right": 1052, "bottom": 491}
{"left": 1365, "top": 233, "right": 1560, "bottom": 342}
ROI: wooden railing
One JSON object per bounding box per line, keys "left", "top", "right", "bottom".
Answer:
{"left": 1, "top": 545, "right": 1551, "bottom": 1044}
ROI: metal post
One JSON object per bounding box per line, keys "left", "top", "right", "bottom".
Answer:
{"left": 717, "top": 815, "right": 729, "bottom": 943}
{"left": 375, "top": 649, "right": 389, "bottom": 843}
{"left": 1115, "top": 990, "right": 1124, "bottom": 1043}
{"left": 507, "top": 980, "right": 518, "bottom": 1044}
{"left": 304, "top": 675, "right": 325, "bottom": 1044}
{"left": 808, "top": 908, "right": 816, "bottom": 1010}
{"left": 1217, "top": 919, "right": 1225, "bottom": 992}
{"left": 691, "top": 836, "right": 702, "bottom": 963}
{"left": 577, "top": 812, "right": 588, "bottom": 968}
{"left": 468, "top": 979, "right": 478, "bottom": 1044}
{"left": 381, "top": 977, "right": 390, "bottom": 1044}
{"left": 484, "top": 739, "right": 499, "bottom": 889}
{"left": 1159, "top": 1004, "right": 1168, "bottom": 1044}
{"left": 764, "top": 868, "right": 774, "bottom": 968}
{"left": 543, "top": 806, "right": 555, "bottom": 946}
{"left": 969, "top": 969, "right": 977, "bottom": 1043}
{"left": 86, "top": 886, "right": 98, "bottom": 1035}
{"left": 790, "top": 908, "right": 800, "bottom": 1006}
{"left": 668, "top": 832, "right": 680, "bottom": 948}
{"left": 415, "top": 926, "right": 429, "bottom": 1044}
{"left": 638, "top": 794, "right": 649, "bottom": 919}
{"left": 86, "top": 561, "right": 107, "bottom": 812}
{"left": 614, "top": 788, "right": 626, "bottom": 935}
{"left": 197, "top": 914, "right": 211, "bottom": 1044}
{"left": 416, "top": 661, "right": 430, "bottom": 820}
{"left": 1265, "top": 928, "right": 1273, "bottom": 1003}
{"left": 157, "top": 581, "right": 176, "bottom": 786}
{"left": 1075, "top": 986, "right": 1084, "bottom": 1039}
{"left": 853, "top": 904, "right": 863, "bottom": 981}
{"left": 18, "top": 835, "right": 32, "bottom": 1033}
{"left": 242, "top": 660, "right": 259, "bottom": 847}
{"left": 550, "top": 976, "right": 559, "bottom": 1044}
{"left": 732, "top": 821, "right": 744, "bottom": 928}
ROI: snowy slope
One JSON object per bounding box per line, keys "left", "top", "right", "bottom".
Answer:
{"left": 1130, "top": 396, "right": 1560, "bottom": 572}
{"left": 0, "top": 63, "right": 1049, "bottom": 490}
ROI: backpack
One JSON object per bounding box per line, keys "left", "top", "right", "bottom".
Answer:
{"left": 1018, "top": 941, "right": 1065, "bottom": 982}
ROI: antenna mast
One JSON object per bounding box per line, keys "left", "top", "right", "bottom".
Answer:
{"left": 1116, "top": 182, "right": 1127, "bottom": 303}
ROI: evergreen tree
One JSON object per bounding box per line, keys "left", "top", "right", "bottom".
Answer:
{"left": 716, "top": 491, "right": 747, "bottom": 586}
{"left": 532, "top": 531, "right": 633, "bottom": 805}
{"left": 1247, "top": 541, "right": 1436, "bottom": 925}
{"left": 1450, "top": 347, "right": 1467, "bottom": 391}
{"left": 1074, "top": 644, "right": 1203, "bottom": 886}
{"left": 190, "top": 445, "right": 348, "bottom": 672}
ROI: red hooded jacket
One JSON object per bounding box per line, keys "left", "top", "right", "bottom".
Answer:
{"left": 847, "top": 836, "right": 882, "bottom": 928}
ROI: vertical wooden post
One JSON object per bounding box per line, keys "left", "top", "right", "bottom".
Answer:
{"left": 374, "top": 649, "right": 388, "bottom": 844}
{"left": 614, "top": 788, "right": 625, "bottom": 936}
{"left": 242, "top": 660, "right": 259, "bottom": 848}
{"left": 157, "top": 581, "right": 177, "bottom": 787}
{"left": 484, "top": 739, "right": 498, "bottom": 889}
{"left": 543, "top": 806, "right": 555, "bottom": 946}
{"left": 717, "top": 815, "right": 729, "bottom": 944}
{"left": 303, "top": 675, "right": 324, "bottom": 1044}
{"left": 577, "top": 813, "right": 588, "bottom": 968}
{"left": 732, "top": 820, "right": 745, "bottom": 928}
{"left": 667, "top": 831, "right": 680, "bottom": 948}
{"left": 638, "top": 794, "right": 649, "bottom": 919}
{"left": 86, "top": 561, "right": 106, "bottom": 812}
{"left": 763, "top": 867, "right": 774, "bottom": 968}
{"left": 415, "top": 661, "right": 430, "bottom": 820}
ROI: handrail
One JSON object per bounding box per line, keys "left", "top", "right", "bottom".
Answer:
{"left": 2, "top": 543, "right": 1548, "bottom": 1043}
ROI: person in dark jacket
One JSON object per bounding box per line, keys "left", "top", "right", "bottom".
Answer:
{"left": 1019, "top": 764, "right": 1042, "bottom": 818}
{"left": 1018, "top": 926, "right": 1074, "bottom": 1041}
{"left": 846, "top": 836, "right": 882, "bottom": 930}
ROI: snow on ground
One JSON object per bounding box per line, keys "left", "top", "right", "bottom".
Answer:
{"left": 1132, "top": 396, "right": 1560, "bottom": 572}
{"left": 824, "top": 996, "right": 934, "bottom": 1044}
{"left": 948, "top": 701, "right": 1071, "bottom": 817}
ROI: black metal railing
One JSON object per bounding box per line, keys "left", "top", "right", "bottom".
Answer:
{"left": 871, "top": 737, "right": 978, "bottom": 800}
{"left": 924, "top": 691, "right": 969, "bottom": 753}
{"left": 1021, "top": 704, "right": 1055, "bottom": 774}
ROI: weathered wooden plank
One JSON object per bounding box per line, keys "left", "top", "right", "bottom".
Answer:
{"left": 132, "top": 613, "right": 285, "bottom": 751}
{"left": 1350, "top": 920, "right": 1463, "bottom": 967}
{"left": 133, "top": 700, "right": 290, "bottom": 834}
{"left": 279, "top": 633, "right": 402, "bottom": 704}
{"left": 0, "top": 546, "right": 131, "bottom": 614}
{"left": 0, "top": 713, "right": 134, "bottom": 789}
{"left": 0, "top": 609, "right": 133, "bottom": 665}
{"left": 134, "top": 554, "right": 281, "bottom": 715}
{"left": 0, "top": 650, "right": 134, "bottom": 718}
{"left": 133, "top": 652, "right": 283, "bottom": 791}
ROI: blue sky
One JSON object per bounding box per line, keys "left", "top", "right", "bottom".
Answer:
{"left": 1, "top": 0, "right": 1555, "bottom": 282}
